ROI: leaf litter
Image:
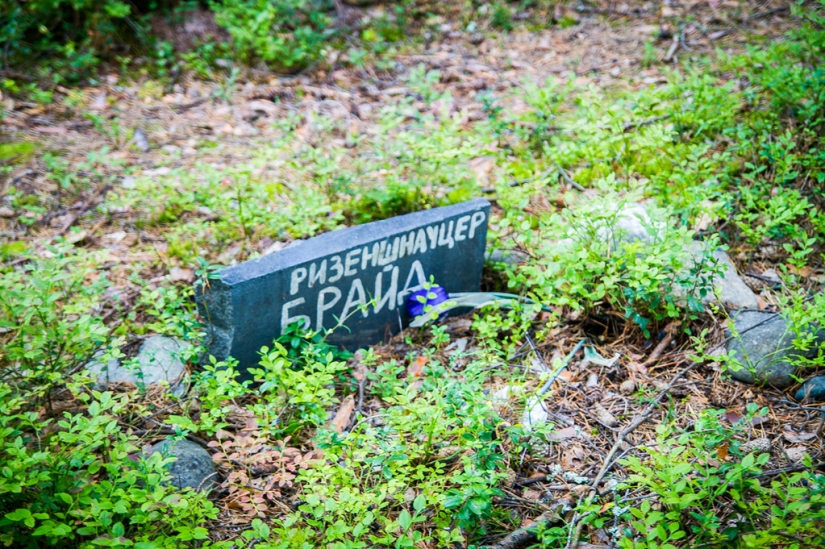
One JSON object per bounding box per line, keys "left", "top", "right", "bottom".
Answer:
{"left": 0, "top": 0, "right": 819, "bottom": 547}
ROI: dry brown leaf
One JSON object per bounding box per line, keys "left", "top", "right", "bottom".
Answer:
{"left": 561, "top": 445, "right": 585, "bottom": 470}
{"left": 717, "top": 442, "right": 729, "bottom": 461}
{"left": 407, "top": 355, "right": 428, "bottom": 378}
{"left": 329, "top": 395, "right": 356, "bottom": 434}
{"left": 522, "top": 489, "right": 542, "bottom": 501}
{"left": 782, "top": 431, "right": 816, "bottom": 443}
{"left": 548, "top": 426, "right": 579, "bottom": 441}
{"left": 169, "top": 267, "right": 195, "bottom": 283}
{"left": 724, "top": 410, "right": 742, "bottom": 424}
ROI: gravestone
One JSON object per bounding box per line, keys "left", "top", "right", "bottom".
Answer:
{"left": 197, "top": 199, "right": 490, "bottom": 370}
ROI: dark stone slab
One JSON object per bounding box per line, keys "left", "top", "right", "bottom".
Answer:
{"left": 197, "top": 199, "right": 490, "bottom": 371}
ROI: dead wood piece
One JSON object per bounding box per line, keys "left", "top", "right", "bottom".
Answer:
{"left": 664, "top": 35, "right": 681, "bottom": 62}
{"left": 749, "top": 5, "right": 791, "bottom": 21}
{"left": 174, "top": 96, "right": 209, "bottom": 112}
{"left": 483, "top": 511, "right": 561, "bottom": 549}
{"left": 551, "top": 157, "right": 586, "bottom": 192}
{"left": 56, "top": 184, "right": 111, "bottom": 236}
{"left": 641, "top": 321, "right": 679, "bottom": 367}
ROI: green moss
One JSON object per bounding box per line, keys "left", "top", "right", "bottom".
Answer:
{"left": 0, "top": 142, "right": 36, "bottom": 164}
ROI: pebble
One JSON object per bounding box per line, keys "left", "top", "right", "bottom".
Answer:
{"left": 148, "top": 438, "right": 217, "bottom": 492}
{"left": 795, "top": 376, "right": 825, "bottom": 402}
{"left": 85, "top": 336, "right": 190, "bottom": 396}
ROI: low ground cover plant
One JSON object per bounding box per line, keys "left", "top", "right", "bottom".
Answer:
{"left": 1, "top": 2, "right": 825, "bottom": 548}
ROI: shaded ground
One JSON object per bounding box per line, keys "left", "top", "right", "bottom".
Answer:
{"left": 1, "top": 1, "right": 820, "bottom": 546}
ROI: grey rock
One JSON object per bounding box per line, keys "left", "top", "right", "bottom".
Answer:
{"left": 795, "top": 376, "right": 825, "bottom": 402}
{"left": 486, "top": 249, "right": 528, "bottom": 265}
{"left": 709, "top": 249, "right": 758, "bottom": 309}
{"left": 683, "top": 244, "right": 758, "bottom": 310}
{"left": 85, "top": 336, "right": 190, "bottom": 396}
{"left": 148, "top": 439, "right": 217, "bottom": 492}
{"left": 135, "top": 336, "right": 190, "bottom": 384}
{"left": 761, "top": 268, "right": 781, "bottom": 285}
{"left": 469, "top": 33, "right": 485, "bottom": 45}
{"left": 726, "top": 311, "right": 824, "bottom": 388}
{"left": 563, "top": 202, "right": 665, "bottom": 249}
{"left": 133, "top": 128, "right": 150, "bottom": 153}
{"left": 612, "top": 203, "right": 665, "bottom": 245}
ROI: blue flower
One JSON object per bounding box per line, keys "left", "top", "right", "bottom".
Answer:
{"left": 406, "top": 285, "right": 449, "bottom": 318}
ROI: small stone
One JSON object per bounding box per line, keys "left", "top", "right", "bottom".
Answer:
{"left": 673, "top": 243, "right": 757, "bottom": 309}
{"left": 785, "top": 446, "right": 808, "bottom": 463}
{"left": 613, "top": 203, "right": 665, "bottom": 244}
{"left": 795, "top": 376, "right": 825, "bottom": 402}
{"left": 148, "top": 438, "right": 217, "bottom": 491}
{"left": 136, "top": 336, "right": 190, "bottom": 384}
{"left": 133, "top": 128, "right": 150, "bottom": 152}
{"left": 696, "top": 245, "right": 758, "bottom": 310}
{"left": 232, "top": 123, "right": 260, "bottom": 137}
{"left": 486, "top": 249, "right": 528, "bottom": 265}
{"left": 761, "top": 268, "right": 781, "bottom": 284}
{"left": 469, "top": 33, "right": 485, "bottom": 45}
{"left": 0, "top": 206, "right": 15, "bottom": 218}
{"left": 727, "top": 311, "right": 825, "bottom": 389}
{"left": 85, "top": 336, "right": 190, "bottom": 396}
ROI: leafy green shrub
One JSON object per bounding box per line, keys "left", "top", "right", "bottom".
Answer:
{"left": 490, "top": 3, "right": 513, "bottom": 31}
{"left": 619, "top": 406, "right": 825, "bottom": 548}
{"left": 209, "top": 0, "right": 333, "bottom": 71}
{"left": 0, "top": 384, "right": 220, "bottom": 548}
{"left": 249, "top": 342, "right": 349, "bottom": 436}
{"left": 0, "top": 0, "right": 141, "bottom": 81}
{"left": 282, "top": 357, "right": 507, "bottom": 548}
{"left": 0, "top": 246, "right": 111, "bottom": 398}
{"left": 501, "top": 186, "right": 719, "bottom": 336}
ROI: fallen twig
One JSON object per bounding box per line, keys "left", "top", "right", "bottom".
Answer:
{"left": 482, "top": 511, "right": 561, "bottom": 549}
{"left": 536, "top": 338, "right": 588, "bottom": 397}
{"left": 641, "top": 321, "right": 679, "bottom": 367}
{"left": 749, "top": 5, "right": 791, "bottom": 21}
{"left": 565, "top": 510, "right": 593, "bottom": 549}
{"left": 589, "top": 361, "right": 698, "bottom": 495}
{"left": 622, "top": 114, "right": 671, "bottom": 133}
{"left": 664, "top": 34, "right": 681, "bottom": 62}
{"left": 55, "top": 184, "right": 111, "bottom": 236}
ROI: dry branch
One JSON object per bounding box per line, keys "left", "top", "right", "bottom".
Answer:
{"left": 482, "top": 511, "right": 562, "bottom": 549}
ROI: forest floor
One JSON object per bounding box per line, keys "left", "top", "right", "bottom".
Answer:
{"left": 2, "top": 1, "right": 823, "bottom": 548}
